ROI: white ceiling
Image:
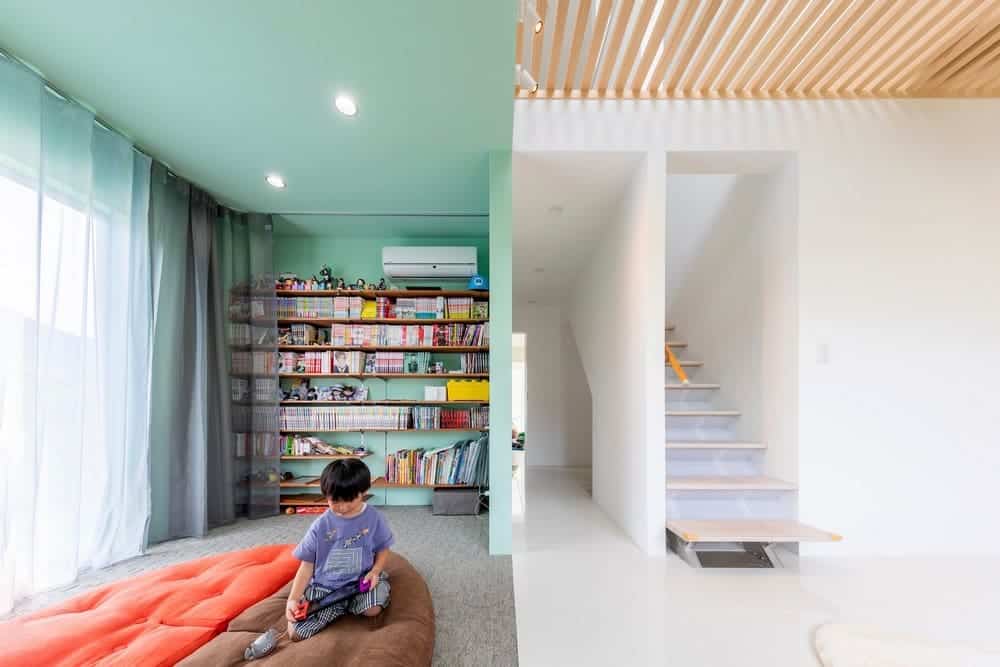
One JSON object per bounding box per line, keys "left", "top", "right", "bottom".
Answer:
{"left": 513, "top": 151, "right": 642, "bottom": 303}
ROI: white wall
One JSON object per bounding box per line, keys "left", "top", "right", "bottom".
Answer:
{"left": 513, "top": 303, "right": 591, "bottom": 468}
{"left": 567, "top": 154, "right": 666, "bottom": 555}
{"left": 668, "top": 173, "right": 764, "bottom": 444}
{"left": 516, "top": 99, "right": 1000, "bottom": 557}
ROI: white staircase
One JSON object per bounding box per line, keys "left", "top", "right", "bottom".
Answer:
{"left": 664, "top": 324, "right": 839, "bottom": 567}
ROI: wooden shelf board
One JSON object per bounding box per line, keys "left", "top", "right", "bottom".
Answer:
{"left": 665, "top": 383, "right": 719, "bottom": 390}
{"left": 667, "top": 519, "right": 841, "bottom": 543}
{"left": 277, "top": 318, "right": 488, "bottom": 325}
{"left": 665, "top": 340, "right": 687, "bottom": 348}
{"left": 664, "top": 361, "right": 703, "bottom": 368}
{"left": 280, "top": 429, "right": 486, "bottom": 435}
{"left": 275, "top": 289, "right": 489, "bottom": 298}
{"left": 666, "top": 476, "right": 797, "bottom": 491}
{"left": 280, "top": 400, "right": 489, "bottom": 406}
{"left": 666, "top": 441, "right": 766, "bottom": 450}
{"left": 372, "top": 477, "right": 472, "bottom": 489}
{"left": 280, "top": 453, "right": 372, "bottom": 460}
{"left": 280, "top": 492, "right": 373, "bottom": 507}
{"left": 666, "top": 410, "right": 741, "bottom": 417}
{"left": 279, "top": 373, "right": 488, "bottom": 379}
{"left": 280, "top": 479, "right": 319, "bottom": 488}
{"left": 278, "top": 345, "right": 488, "bottom": 352}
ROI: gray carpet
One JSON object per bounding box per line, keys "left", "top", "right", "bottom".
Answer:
{"left": 5, "top": 507, "right": 518, "bottom": 666}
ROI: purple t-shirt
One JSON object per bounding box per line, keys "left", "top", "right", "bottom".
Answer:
{"left": 293, "top": 505, "right": 394, "bottom": 590}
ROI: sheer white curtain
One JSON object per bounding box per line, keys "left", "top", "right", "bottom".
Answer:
{"left": 0, "top": 57, "right": 152, "bottom": 613}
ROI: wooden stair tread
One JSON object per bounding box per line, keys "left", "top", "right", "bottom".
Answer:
{"left": 665, "top": 360, "right": 703, "bottom": 367}
{"left": 666, "top": 441, "right": 765, "bottom": 449}
{"left": 666, "top": 476, "right": 796, "bottom": 491}
{"left": 664, "top": 340, "right": 687, "bottom": 347}
{"left": 665, "top": 383, "right": 719, "bottom": 390}
{"left": 667, "top": 519, "right": 841, "bottom": 543}
{"left": 666, "top": 410, "right": 740, "bottom": 417}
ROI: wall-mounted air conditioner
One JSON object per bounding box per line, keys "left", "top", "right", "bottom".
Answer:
{"left": 382, "top": 246, "right": 478, "bottom": 279}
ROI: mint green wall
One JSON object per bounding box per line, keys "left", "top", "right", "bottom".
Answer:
{"left": 273, "top": 233, "right": 490, "bottom": 283}
{"left": 488, "top": 152, "right": 513, "bottom": 555}
{"left": 273, "top": 230, "right": 490, "bottom": 507}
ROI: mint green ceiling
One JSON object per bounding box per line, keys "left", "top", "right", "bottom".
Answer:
{"left": 0, "top": 1, "right": 515, "bottom": 214}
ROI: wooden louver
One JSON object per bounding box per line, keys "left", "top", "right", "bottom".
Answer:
{"left": 515, "top": 0, "right": 1000, "bottom": 99}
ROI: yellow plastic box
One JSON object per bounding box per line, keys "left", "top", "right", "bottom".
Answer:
{"left": 447, "top": 380, "right": 490, "bottom": 402}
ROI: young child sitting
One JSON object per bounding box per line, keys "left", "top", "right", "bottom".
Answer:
{"left": 286, "top": 459, "right": 394, "bottom": 640}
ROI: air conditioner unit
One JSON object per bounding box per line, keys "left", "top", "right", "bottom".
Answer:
{"left": 382, "top": 246, "right": 478, "bottom": 279}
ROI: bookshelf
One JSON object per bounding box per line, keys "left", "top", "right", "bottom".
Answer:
{"left": 228, "top": 288, "right": 491, "bottom": 514}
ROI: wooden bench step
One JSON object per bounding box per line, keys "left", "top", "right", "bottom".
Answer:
{"left": 666, "top": 476, "right": 796, "bottom": 491}
{"left": 666, "top": 441, "right": 765, "bottom": 450}
{"left": 667, "top": 519, "right": 841, "bottom": 543}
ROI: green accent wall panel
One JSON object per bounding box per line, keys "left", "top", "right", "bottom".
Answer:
{"left": 273, "top": 227, "right": 491, "bottom": 508}
{"left": 488, "top": 151, "right": 513, "bottom": 555}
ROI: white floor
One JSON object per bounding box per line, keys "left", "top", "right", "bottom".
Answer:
{"left": 512, "top": 467, "right": 1000, "bottom": 667}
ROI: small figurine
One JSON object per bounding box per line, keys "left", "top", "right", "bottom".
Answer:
{"left": 336, "top": 277, "right": 346, "bottom": 290}
{"left": 354, "top": 278, "right": 366, "bottom": 290}
{"left": 319, "top": 265, "right": 334, "bottom": 290}
{"left": 306, "top": 386, "right": 318, "bottom": 401}
{"left": 377, "top": 278, "right": 387, "bottom": 290}
{"left": 366, "top": 282, "right": 377, "bottom": 291}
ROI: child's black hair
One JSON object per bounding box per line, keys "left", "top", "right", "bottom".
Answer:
{"left": 320, "top": 459, "right": 371, "bottom": 501}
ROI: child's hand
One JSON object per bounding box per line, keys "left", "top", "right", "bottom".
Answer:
{"left": 362, "top": 568, "right": 381, "bottom": 590}
{"left": 286, "top": 598, "right": 303, "bottom": 622}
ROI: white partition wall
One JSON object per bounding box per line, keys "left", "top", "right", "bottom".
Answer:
{"left": 517, "top": 99, "right": 1000, "bottom": 557}
{"left": 566, "top": 153, "right": 666, "bottom": 555}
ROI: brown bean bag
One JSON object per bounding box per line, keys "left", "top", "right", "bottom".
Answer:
{"left": 178, "top": 552, "right": 434, "bottom": 667}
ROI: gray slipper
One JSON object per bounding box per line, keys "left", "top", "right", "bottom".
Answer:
{"left": 244, "top": 628, "right": 281, "bottom": 661}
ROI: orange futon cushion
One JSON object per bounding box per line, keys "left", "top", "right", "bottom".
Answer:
{"left": 0, "top": 544, "right": 298, "bottom": 667}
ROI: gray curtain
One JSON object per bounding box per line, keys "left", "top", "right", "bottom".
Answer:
{"left": 147, "top": 163, "right": 253, "bottom": 542}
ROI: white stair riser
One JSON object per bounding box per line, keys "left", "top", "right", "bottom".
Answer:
{"left": 667, "top": 492, "right": 796, "bottom": 521}
{"left": 665, "top": 388, "right": 718, "bottom": 405}
{"left": 665, "top": 366, "right": 701, "bottom": 381}
{"left": 666, "top": 450, "right": 763, "bottom": 477}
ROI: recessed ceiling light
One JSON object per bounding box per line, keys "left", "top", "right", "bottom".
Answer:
{"left": 265, "top": 173, "right": 286, "bottom": 189}
{"left": 335, "top": 94, "right": 358, "bottom": 117}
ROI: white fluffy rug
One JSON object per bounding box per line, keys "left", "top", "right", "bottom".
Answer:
{"left": 815, "top": 624, "right": 1000, "bottom": 667}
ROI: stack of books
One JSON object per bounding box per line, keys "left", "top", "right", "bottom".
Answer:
{"left": 277, "top": 296, "right": 334, "bottom": 319}
{"left": 460, "top": 352, "right": 488, "bottom": 373}
{"left": 333, "top": 296, "right": 364, "bottom": 319}
{"left": 384, "top": 434, "right": 489, "bottom": 486}
{"left": 232, "top": 351, "right": 277, "bottom": 375}
{"left": 289, "top": 323, "right": 318, "bottom": 345}
{"left": 234, "top": 432, "right": 281, "bottom": 458}
{"left": 412, "top": 406, "right": 441, "bottom": 430}
{"left": 440, "top": 407, "right": 490, "bottom": 430}
{"left": 445, "top": 297, "right": 473, "bottom": 319}
{"left": 394, "top": 297, "right": 444, "bottom": 319}
{"left": 279, "top": 405, "right": 410, "bottom": 431}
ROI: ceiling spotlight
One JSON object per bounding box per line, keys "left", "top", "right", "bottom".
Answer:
{"left": 265, "top": 173, "right": 286, "bottom": 189}
{"left": 523, "top": 0, "right": 543, "bottom": 34}
{"left": 515, "top": 65, "right": 539, "bottom": 94}
{"left": 335, "top": 94, "right": 358, "bottom": 116}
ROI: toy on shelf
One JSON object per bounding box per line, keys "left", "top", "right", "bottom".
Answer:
{"left": 315, "top": 265, "right": 335, "bottom": 290}
{"left": 336, "top": 277, "right": 347, "bottom": 290}
{"left": 377, "top": 278, "right": 387, "bottom": 290}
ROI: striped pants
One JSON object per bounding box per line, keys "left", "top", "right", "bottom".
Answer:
{"left": 291, "top": 573, "right": 391, "bottom": 640}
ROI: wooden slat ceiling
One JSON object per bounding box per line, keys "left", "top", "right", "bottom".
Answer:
{"left": 515, "top": 0, "right": 1000, "bottom": 98}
